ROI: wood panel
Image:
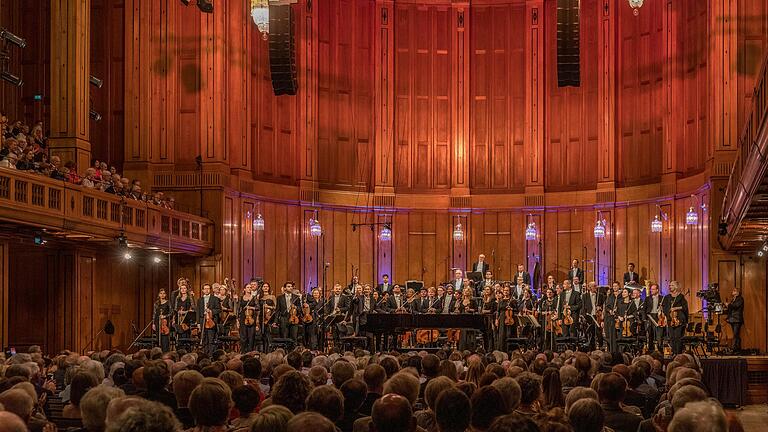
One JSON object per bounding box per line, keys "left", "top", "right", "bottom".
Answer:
{"left": 469, "top": 3, "right": 525, "bottom": 192}
{"left": 394, "top": 2, "right": 452, "bottom": 192}
{"left": 316, "top": 0, "right": 374, "bottom": 191}
{"left": 737, "top": 0, "right": 768, "bottom": 134}
{"left": 544, "top": 0, "right": 599, "bottom": 191}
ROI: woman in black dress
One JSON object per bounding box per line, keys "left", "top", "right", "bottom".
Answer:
{"left": 457, "top": 287, "right": 478, "bottom": 351}
{"left": 153, "top": 289, "right": 171, "bottom": 353}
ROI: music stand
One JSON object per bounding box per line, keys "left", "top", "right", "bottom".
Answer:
{"left": 466, "top": 272, "right": 483, "bottom": 284}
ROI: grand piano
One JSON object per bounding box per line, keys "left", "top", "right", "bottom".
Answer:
{"left": 359, "top": 313, "right": 488, "bottom": 335}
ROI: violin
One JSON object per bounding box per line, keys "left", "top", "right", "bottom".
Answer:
{"left": 160, "top": 315, "right": 170, "bottom": 335}
{"left": 622, "top": 317, "right": 632, "bottom": 337}
{"left": 204, "top": 309, "right": 215, "bottom": 329}
{"left": 244, "top": 304, "right": 255, "bottom": 326}
{"left": 657, "top": 310, "right": 667, "bottom": 327}
{"left": 289, "top": 303, "right": 300, "bottom": 325}
{"left": 563, "top": 305, "right": 574, "bottom": 326}
{"left": 302, "top": 295, "right": 313, "bottom": 323}
{"left": 552, "top": 313, "right": 563, "bottom": 336}
{"left": 504, "top": 307, "right": 515, "bottom": 326}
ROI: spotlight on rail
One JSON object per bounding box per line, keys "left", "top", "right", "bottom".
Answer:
{"left": 0, "top": 71, "right": 22, "bottom": 87}
{"left": 89, "top": 75, "right": 103, "bottom": 88}
{"left": 89, "top": 109, "right": 102, "bottom": 122}
{"left": 197, "top": 0, "right": 214, "bottom": 13}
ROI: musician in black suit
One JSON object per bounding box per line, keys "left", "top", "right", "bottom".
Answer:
{"left": 326, "top": 283, "right": 351, "bottom": 344}
{"left": 644, "top": 283, "right": 665, "bottom": 353}
{"left": 439, "top": 286, "right": 457, "bottom": 314}
{"left": 376, "top": 274, "right": 393, "bottom": 294}
{"left": 451, "top": 269, "right": 467, "bottom": 294}
{"left": 513, "top": 264, "right": 531, "bottom": 286}
{"left": 386, "top": 285, "right": 406, "bottom": 311}
{"left": 603, "top": 282, "right": 621, "bottom": 352}
{"left": 726, "top": 287, "right": 744, "bottom": 352}
{"left": 568, "top": 259, "right": 584, "bottom": 286}
{"left": 471, "top": 254, "right": 490, "bottom": 274}
{"left": 350, "top": 284, "right": 376, "bottom": 339}
{"left": 197, "top": 283, "right": 222, "bottom": 354}
{"left": 628, "top": 288, "right": 645, "bottom": 335}
{"left": 558, "top": 280, "right": 582, "bottom": 338}
{"left": 238, "top": 283, "right": 259, "bottom": 353}
{"left": 276, "top": 281, "right": 303, "bottom": 342}
{"left": 511, "top": 276, "right": 526, "bottom": 300}
{"left": 623, "top": 263, "right": 641, "bottom": 286}
{"left": 664, "top": 281, "right": 689, "bottom": 354}
{"left": 345, "top": 275, "right": 359, "bottom": 296}
{"left": 581, "top": 282, "right": 605, "bottom": 350}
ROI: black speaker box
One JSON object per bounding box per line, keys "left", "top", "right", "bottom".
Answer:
{"left": 556, "top": 0, "right": 580, "bottom": 87}
{"left": 268, "top": 4, "right": 298, "bottom": 96}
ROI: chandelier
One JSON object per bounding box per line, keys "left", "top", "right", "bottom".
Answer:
{"left": 251, "top": 0, "right": 269, "bottom": 40}
{"left": 379, "top": 224, "right": 392, "bottom": 241}
{"left": 309, "top": 216, "right": 322, "bottom": 237}
{"left": 685, "top": 207, "right": 698, "bottom": 225}
{"left": 594, "top": 220, "right": 606, "bottom": 239}
{"left": 651, "top": 215, "right": 663, "bottom": 233}
{"left": 253, "top": 212, "right": 265, "bottom": 231}
{"left": 628, "top": 0, "right": 643, "bottom": 15}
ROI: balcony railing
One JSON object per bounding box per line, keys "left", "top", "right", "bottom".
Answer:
{"left": 0, "top": 168, "right": 213, "bottom": 255}
{"left": 720, "top": 52, "right": 768, "bottom": 250}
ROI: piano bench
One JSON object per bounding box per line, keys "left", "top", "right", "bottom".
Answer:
{"left": 340, "top": 336, "right": 368, "bottom": 352}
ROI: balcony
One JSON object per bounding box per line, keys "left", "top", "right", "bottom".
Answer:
{"left": 0, "top": 168, "right": 213, "bottom": 255}
{"left": 719, "top": 53, "right": 768, "bottom": 251}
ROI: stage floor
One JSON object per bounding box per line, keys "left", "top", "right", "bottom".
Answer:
{"left": 732, "top": 405, "right": 768, "bottom": 432}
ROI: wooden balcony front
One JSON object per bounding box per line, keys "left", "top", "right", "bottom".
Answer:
{"left": 0, "top": 168, "right": 213, "bottom": 255}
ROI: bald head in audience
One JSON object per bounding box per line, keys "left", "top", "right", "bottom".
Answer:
{"left": 669, "top": 400, "right": 727, "bottom": 432}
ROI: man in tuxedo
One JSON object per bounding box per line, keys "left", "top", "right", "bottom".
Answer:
{"left": 558, "top": 280, "right": 582, "bottom": 338}
{"left": 351, "top": 284, "right": 375, "bottom": 334}
{"left": 376, "top": 274, "right": 392, "bottom": 294}
{"left": 623, "top": 263, "right": 641, "bottom": 286}
{"left": 514, "top": 264, "right": 531, "bottom": 286}
{"left": 726, "top": 287, "right": 744, "bottom": 352}
{"left": 568, "top": 259, "right": 584, "bottom": 285}
{"left": 472, "top": 254, "right": 490, "bottom": 274}
{"left": 451, "top": 269, "right": 466, "bottom": 293}
{"left": 644, "top": 283, "right": 664, "bottom": 353}
{"left": 326, "top": 283, "right": 351, "bottom": 343}
{"left": 386, "top": 285, "right": 405, "bottom": 311}
{"left": 441, "top": 286, "right": 457, "bottom": 314}
{"left": 197, "top": 283, "right": 222, "bottom": 354}
{"left": 581, "top": 281, "right": 605, "bottom": 350}
{"left": 346, "top": 275, "right": 359, "bottom": 296}
{"left": 511, "top": 276, "right": 526, "bottom": 300}
{"left": 479, "top": 270, "right": 495, "bottom": 290}
{"left": 572, "top": 275, "right": 584, "bottom": 293}
{"left": 276, "top": 281, "right": 302, "bottom": 342}
{"left": 417, "top": 288, "right": 432, "bottom": 313}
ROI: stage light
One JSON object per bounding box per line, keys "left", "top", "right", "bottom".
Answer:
{"left": 762, "top": 244, "right": 768, "bottom": 252}
{"left": 758, "top": 250, "right": 764, "bottom": 258}
{"left": 123, "top": 252, "right": 133, "bottom": 260}
{"left": 180, "top": 0, "right": 191, "bottom": 5}
{"left": 718, "top": 221, "right": 728, "bottom": 236}
{"left": 525, "top": 222, "right": 538, "bottom": 241}
{"left": 197, "top": 0, "right": 214, "bottom": 13}
{"left": 379, "top": 224, "right": 392, "bottom": 241}
{"left": 89, "top": 109, "right": 102, "bottom": 122}
{"left": 153, "top": 256, "right": 162, "bottom": 264}
{"left": 0, "top": 71, "right": 22, "bottom": 87}
{"left": 0, "top": 28, "right": 26, "bottom": 48}
{"left": 89, "top": 75, "right": 103, "bottom": 88}
{"left": 253, "top": 213, "right": 265, "bottom": 231}
{"left": 650, "top": 215, "right": 663, "bottom": 233}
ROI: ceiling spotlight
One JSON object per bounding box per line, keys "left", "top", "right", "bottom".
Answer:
{"left": 117, "top": 233, "right": 128, "bottom": 249}
{"left": 0, "top": 71, "right": 23, "bottom": 87}
{"left": 180, "top": 0, "right": 191, "bottom": 5}
{"left": 197, "top": 0, "right": 214, "bottom": 13}
{"left": 0, "top": 28, "right": 26, "bottom": 48}
{"left": 153, "top": 256, "right": 162, "bottom": 264}
{"left": 123, "top": 252, "right": 133, "bottom": 260}
{"left": 758, "top": 250, "right": 765, "bottom": 258}
{"left": 89, "top": 75, "right": 103, "bottom": 88}
{"left": 762, "top": 244, "right": 768, "bottom": 252}
{"left": 89, "top": 109, "right": 102, "bottom": 122}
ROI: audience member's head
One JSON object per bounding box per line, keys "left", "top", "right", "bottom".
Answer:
{"left": 487, "top": 413, "right": 541, "bottom": 432}
{"left": 568, "top": 398, "right": 604, "bottom": 432}
{"left": 231, "top": 385, "right": 261, "bottom": 418}
{"left": 286, "top": 412, "right": 337, "bottom": 432}
{"left": 306, "top": 385, "right": 344, "bottom": 422}
{"left": 339, "top": 378, "right": 367, "bottom": 413}
{"left": 188, "top": 378, "right": 233, "bottom": 427}
{"left": 597, "top": 372, "right": 626, "bottom": 405}
{"left": 71, "top": 371, "right": 101, "bottom": 407}
{"left": 363, "top": 364, "right": 387, "bottom": 394}
{"left": 516, "top": 372, "right": 542, "bottom": 406}
{"left": 471, "top": 385, "right": 508, "bottom": 431}
{"left": 172, "top": 370, "right": 203, "bottom": 407}
{"left": 669, "top": 400, "right": 727, "bottom": 432}
{"left": 330, "top": 361, "right": 356, "bottom": 388}
{"left": 435, "top": 387, "right": 471, "bottom": 432}
{"left": 80, "top": 385, "right": 126, "bottom": 432}
{"left": 0, "top": 411, "right": 31, "bottom": 432}
{"left": 250, "top": 405, "right": 294, "bottom": 432}
{"left": 371, "top": 394, "right": 416, "bottom": 432}
{"left": 0, "top": 389, "right": 33, "bottom": 423}
{"left": 104, "top": 400, "right": 180, "bottom": 432}
{"left": 492, "top": 377, "right": 522, "bottom": 412}
{"left": 383, "top": 371, "right": 420, "bottom": 406}
{"left": 271, "top": 371, "right": 312, "bottom": 414}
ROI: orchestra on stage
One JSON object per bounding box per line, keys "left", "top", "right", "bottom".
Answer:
{"left": 145, "top": 256, "right": 744, "bottom": 357}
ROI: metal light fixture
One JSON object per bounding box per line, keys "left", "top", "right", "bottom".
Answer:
{"left": 251, "top": 0, "right": 270, "bottom": 40}
{"left": 525, "top": 222, "right": 538, "bottom": 241}
{"left": 594, "top": 219, "right": 606, "bottom": 239}
{"left": 453, "top": 220, "right": 464, "bottom": 242}
{"left": 379, "top": 224, "right": 392, "bottom": 241}
{"left": 685, "top": 207, "right": 698, "bottom": 225}
{"left": 253, "top": 213, "right": 265, "bottom": 231}
{"left": 651, "top": 215, "right": 663, "bottom": 233}
{"left": 628, "top": 0, "right": 643, "bottom": 15}
{"left": 309, "top": 213, "right": 322, "bottom": 237}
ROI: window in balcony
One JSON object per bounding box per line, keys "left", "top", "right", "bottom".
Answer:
{"left": 172, "top": 218, "right": 180, "bottom": 235}
{"left": 122, "top": 207, "right": 133, "bottom": 226}
{"left": 32, "top": 184, "right": 45, "bottom": 206}
{"left": 136, "top": 209, "right": 145, "bottom": 227}
{"left": 161, "top": 215, "right": 170, "bottom": 233}
{"left": 181, "top": 220, "right": 190, "bottom": 237}
{"left": 192, "top": 223, "right": 200, "bottom": 240}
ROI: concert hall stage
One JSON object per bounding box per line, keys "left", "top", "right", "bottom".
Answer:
{"left": 701, "top": 356, "right": 768, "bottom": 406}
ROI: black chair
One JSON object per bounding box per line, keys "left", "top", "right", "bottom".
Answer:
{"left": 682, "top": 322, "right": 705, "bottom": 357}
{"left": 270, "top": 338, "right": 296, "bottom": 351}
{"left": 340, "top": 336, "right": 368, "bottom": 352}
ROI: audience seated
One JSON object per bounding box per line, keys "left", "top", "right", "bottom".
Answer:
{"left": 0, "top": 345, "right": 746, "bottom": 432}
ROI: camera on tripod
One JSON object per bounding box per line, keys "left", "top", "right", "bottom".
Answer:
{"left": 696, "top": 283, "right": 722, "bottom": 308}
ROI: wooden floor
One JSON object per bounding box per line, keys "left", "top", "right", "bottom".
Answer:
{"left": 732, "top": 406, "right": 768, "bottom": 432}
